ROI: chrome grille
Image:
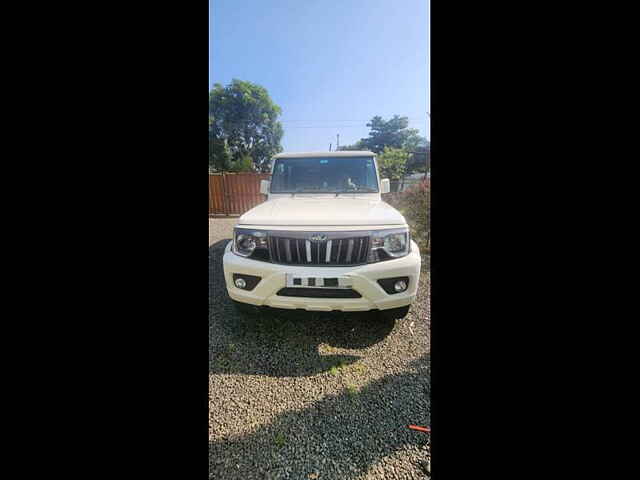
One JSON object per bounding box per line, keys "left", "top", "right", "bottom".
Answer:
{"left": 269, "top": 234, "right": 370, "bottom": 266}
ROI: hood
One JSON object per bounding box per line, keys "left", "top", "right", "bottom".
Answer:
{"left": 238, "top": 197, "right": 406, "bottom": 226}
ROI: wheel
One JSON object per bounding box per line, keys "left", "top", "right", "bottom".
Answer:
{"left": 232, "top": 300, "right": 260, "bottom": 316}
{"left": 378, "top": 305, "right": 411, "bottom": 321}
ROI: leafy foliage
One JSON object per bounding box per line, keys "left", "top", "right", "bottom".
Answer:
{"left": 209, "top": 134, "right": 232, "bottom": 172}
{"left": 209, "top": 80, "right": 283, "bottom": 172}
{"left": 339, "top": 115, "right": 425, "bottom": 154}
{"left": 385, "top": 179, "right": 430, "bottom": 252}
{"left": 406, "top": 139, "right": 430, "bottom": 174}
{"left": 377, "top": 147, "right": 409, "bottom": 185}
{"left": 229, "top": 154, "right": 254, "bottom": 172}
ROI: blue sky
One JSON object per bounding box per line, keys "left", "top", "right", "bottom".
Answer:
{"left": 209, "top": 0, "right": 429, "bottom": 152}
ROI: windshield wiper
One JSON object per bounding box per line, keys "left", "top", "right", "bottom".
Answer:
{"left": 292, "top": 188, "right": 322, "bottom": 197}
{"left": 335, "top": 188, "right": 375, "bottom": 196}
{"left": 288, "top": 188, "right": 372, "bottom": 196}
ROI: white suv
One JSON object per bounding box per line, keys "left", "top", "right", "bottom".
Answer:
{"left": 222, "top": 151, "right": 421, "bottom": 320}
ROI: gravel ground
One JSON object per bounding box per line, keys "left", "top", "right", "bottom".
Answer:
{"left": 209, "top": 218, "right": 431, "bottom": 479}
{"left": 209, "top": 217, "right": 239, "bottom": 247}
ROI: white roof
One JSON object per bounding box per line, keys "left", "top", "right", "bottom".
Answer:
{"left": 273, "top": 151, "right": 374, "bottom": 159}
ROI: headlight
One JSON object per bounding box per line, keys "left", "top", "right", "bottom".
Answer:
{"left": 369, "top": 228, "right": 410, "bottom": 261}
{"left": 233, "top": 228, "right": 269, "bottom": 258}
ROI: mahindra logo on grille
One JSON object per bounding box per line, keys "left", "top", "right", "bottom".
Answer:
{"left": 309, "top": 234, "right": 327, "bottom": 242}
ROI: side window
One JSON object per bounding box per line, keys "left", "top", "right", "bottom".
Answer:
{"left": 272, "top": 161, "right": 286, "bottom": 190}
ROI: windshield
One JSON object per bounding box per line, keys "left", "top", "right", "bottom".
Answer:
{"left": 270, "top": 156, "right": 379, "bottom": 193}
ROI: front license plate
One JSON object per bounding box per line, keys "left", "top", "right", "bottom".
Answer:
{"left": 285, "top": 274, "right": 353, "bottom": 289}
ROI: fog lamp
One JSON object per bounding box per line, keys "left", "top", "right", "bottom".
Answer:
{"left": 394, "top": 280, "right": 407, "bottom": 292}
{"left": 234, "top": 278, "right": 247, "bottom": 289}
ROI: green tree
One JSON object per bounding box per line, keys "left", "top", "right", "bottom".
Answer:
{"left": 209, "top": 134, "right": 232, "bottom": 172}
{"left": 378, "top": 147, "right": 409, "bottom": 191}
{"left": 406, "top": 139, "right": 430, "bottom": 175}
{"left": 337, "top": 141, "right": 365, "bottom": 151}
{"left": 209, "top": 79, "right": 284, "bottom": 172}
{"left": 209, "top": 116, "right": 232, "bottom": 172}
{"left": 339, "top": 115, "right": 426, "bottom": 155}
{"left": 229, "top": 154, "right": 254, "bottom": 172}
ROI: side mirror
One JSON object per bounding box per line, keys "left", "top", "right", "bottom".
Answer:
{"left": 260, "top": 179, "right": 270, "bottom": 195}
{"left": 381, "top": 178, "right": 390, "bottom": 194}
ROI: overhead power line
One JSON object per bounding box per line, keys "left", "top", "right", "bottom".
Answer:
{"left": 279, "top": 116, "right": 426, "bottom": 124}
{"left": 281, "top": 119, "right": 428, "bottom": 129}
{"left": 284, "top": 125, "right": 373, "bottom": 129}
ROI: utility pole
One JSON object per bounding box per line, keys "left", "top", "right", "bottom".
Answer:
{"left": 336, "top": 133, "right": 339, "bottom": 150}
{"left": 329, "top": 143, "right": 332, "bottom": 151}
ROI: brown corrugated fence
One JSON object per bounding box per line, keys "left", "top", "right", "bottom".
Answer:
{"left": 209, "top": 172, "right": 271, "bottom": 216}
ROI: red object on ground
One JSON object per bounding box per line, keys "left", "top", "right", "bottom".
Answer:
{"left": 408, "top": 425, "right": 430, "bottom": 433}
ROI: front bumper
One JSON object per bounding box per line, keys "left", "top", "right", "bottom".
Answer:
{"left": 222, "top": 240, "right": 421, "bottom": 312}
